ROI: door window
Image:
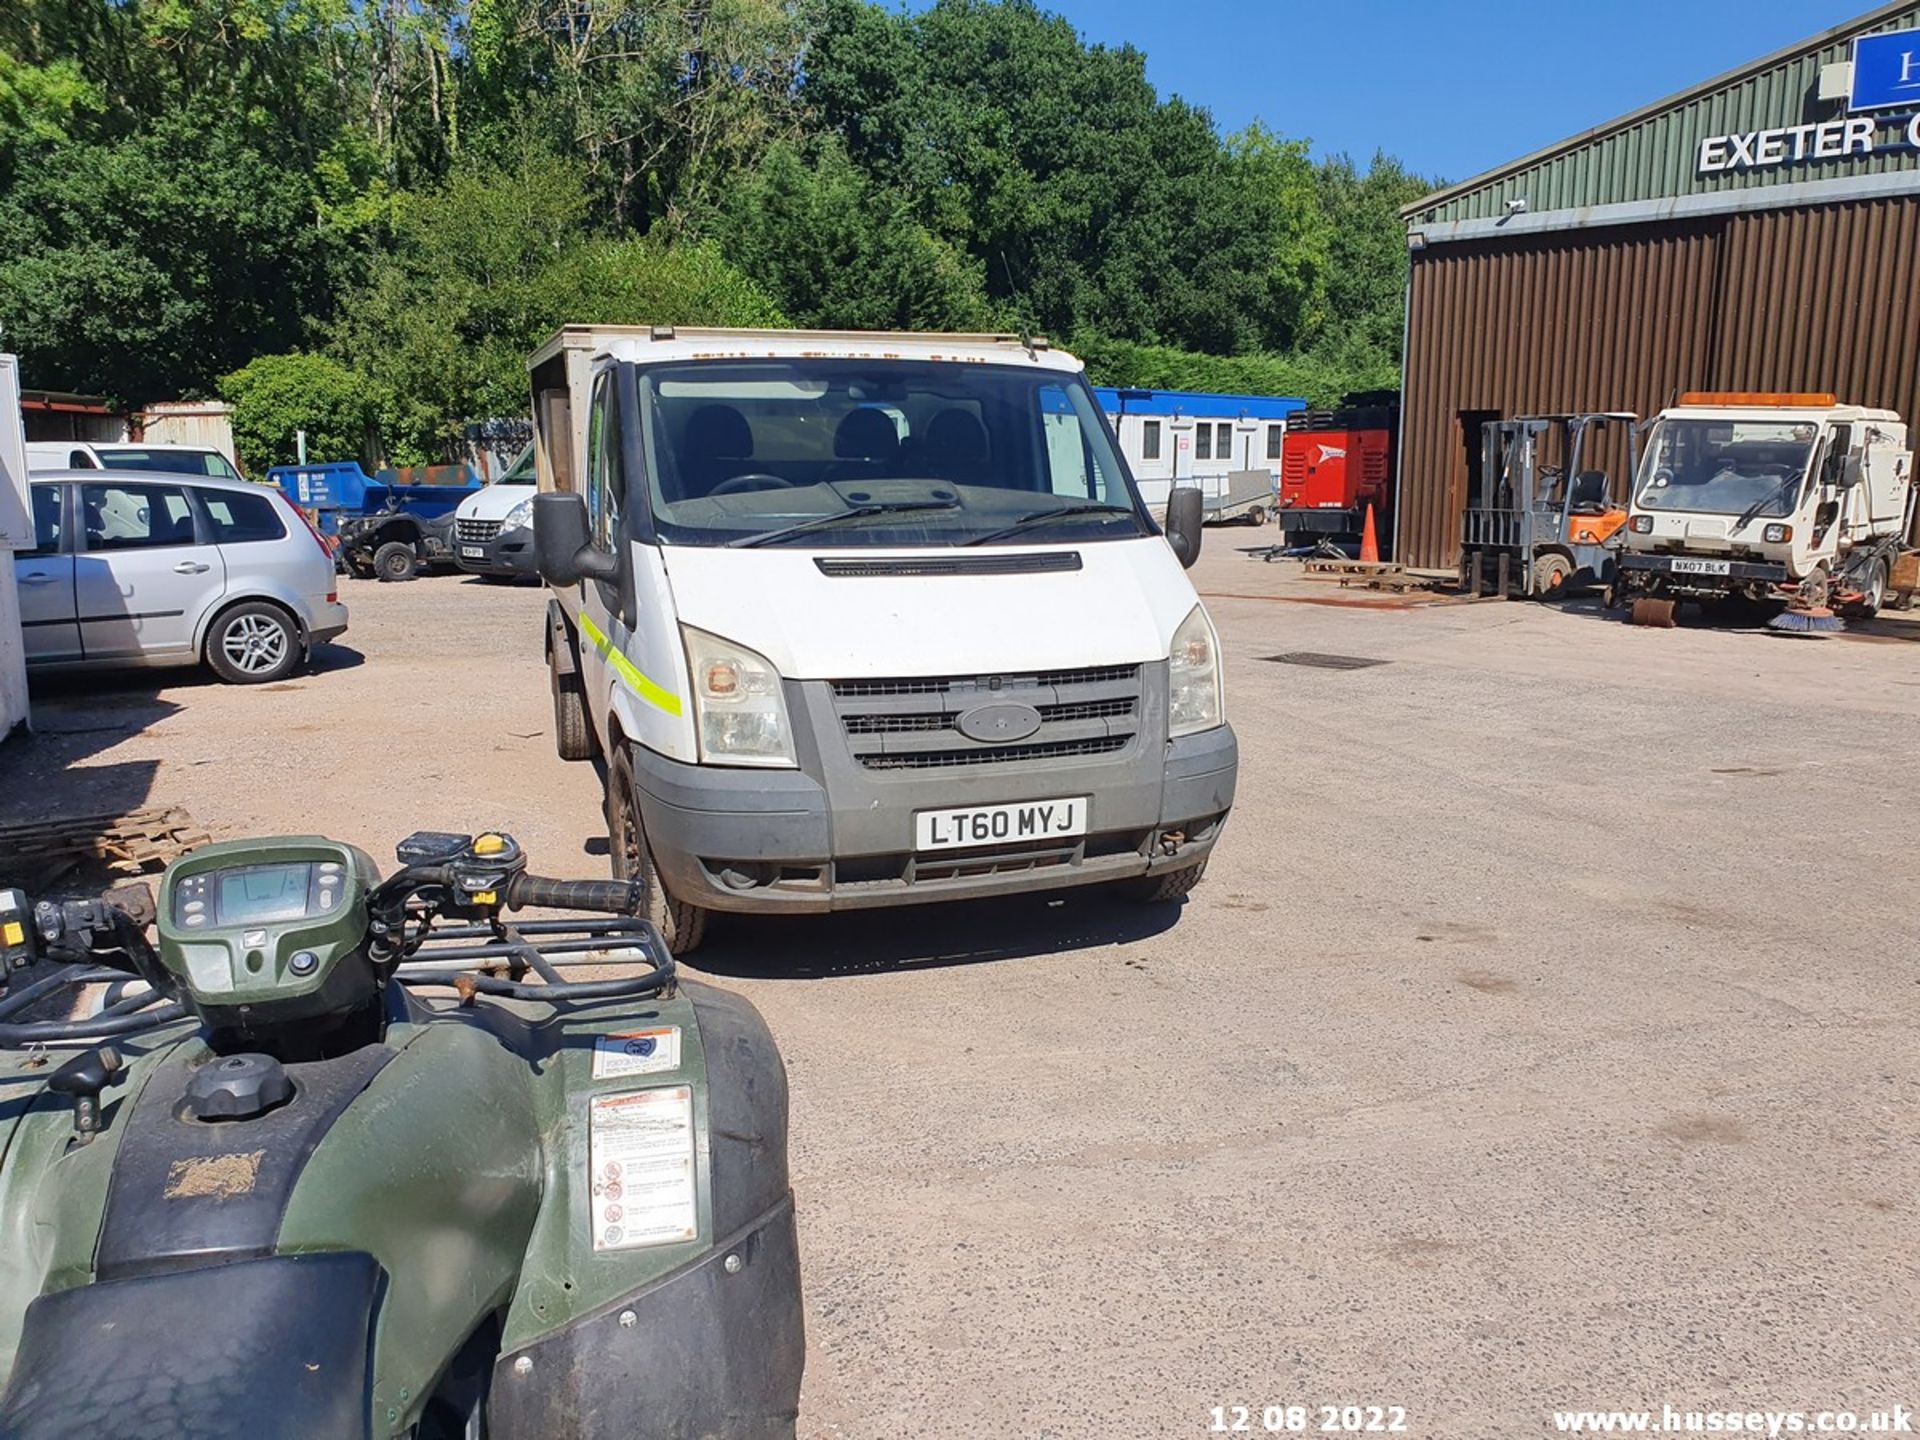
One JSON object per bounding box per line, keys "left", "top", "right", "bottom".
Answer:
{"left": 586, "top": 372, "right": 624, "bottom": 549}
{"left": 1141, "top": 420, "right": 1162, "bottom": 461}
{"left": 1038, "top": 384, "right": 1125, "bottom": 501}
{"left": 80, "top": 482, "right": 198, "bottom": 550}
{"left": 200, "top": 488, "right": 286, "bottom": 543}
{"left": 27, "top": 487, "right": 63, "bottom": 556}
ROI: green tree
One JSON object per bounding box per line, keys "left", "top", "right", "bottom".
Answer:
{"left": 0, "top": 114, "right": 336, "bottom": 402}
{"left": 715, "top": 139, "right": 991, "bottom": 330}
{"left": 331, "top": 147, "right": 784, "bottom": 458}
{"left": 221, "top": 351, "right": 392, "bottom": 471}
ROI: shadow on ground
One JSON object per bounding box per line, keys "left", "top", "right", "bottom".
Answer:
{"left": 687, "top": 887, "right": 1187, "bottom": 980}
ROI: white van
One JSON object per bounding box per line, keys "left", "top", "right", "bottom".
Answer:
{"left": 527, "top": 327, "right": 1238, "bottom": 952}
{"left": 451, "top": 444, "right": 538, "bottom": 578}
{"left": 26, "top": 441, "right": 243, "bottom": 479}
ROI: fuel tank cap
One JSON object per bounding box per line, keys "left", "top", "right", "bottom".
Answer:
{"left": 184, "top": 1053, "right": 293, "bottom": 1121}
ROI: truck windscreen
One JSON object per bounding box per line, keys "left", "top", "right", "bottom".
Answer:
{"left": 627, "top": 360, "right": 1152, "bottom": 548}
{"left": 1634, "top": 419, "right": 1818, "bottom": 517}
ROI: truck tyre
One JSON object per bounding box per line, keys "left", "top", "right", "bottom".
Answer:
{"left": 205, "top": 601, "right": 301, "bottom": 685}
{"left": 374, "top": 541, "right": 418, "bottom": 582}
{"left": 608, "top": 746, "right": 708, "bottom": 955}
{"left": 549, "top": 634, "right": 595, "bottom": 762}
{"left": 1123, "top": 861, "right": 1207, "bottom": 904}
{"left": 1531, "top": 551, "right": 1572, "bottom": 599}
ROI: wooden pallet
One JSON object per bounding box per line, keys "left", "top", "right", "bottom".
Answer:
{"left": 0, "top": 807, "right": 212, "bottom": 890}
{"left": 1301, "top": 559, "right": 1434, "bottom": 592}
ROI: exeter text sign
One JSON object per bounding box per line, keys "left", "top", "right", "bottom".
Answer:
{"left": 1697, "top": 113, "right": 1920, "bottom": 175}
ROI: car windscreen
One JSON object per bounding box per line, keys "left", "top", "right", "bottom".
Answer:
{"left": 98, "top": 449, "right": 238, "bottom": 479}
{"left": 1634, "top": 419, "right": 1818, "bottom": 516}
{"left": 632, "top": 359, "right": 1149, "bottom": 548}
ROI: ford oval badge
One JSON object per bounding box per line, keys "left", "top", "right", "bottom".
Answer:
{"left": 956, "top": 702, "right": 1042, "bottom": 743}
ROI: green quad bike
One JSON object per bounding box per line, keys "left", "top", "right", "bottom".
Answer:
{"left": 0, "top": 830, "right": 802, "bottom": 1439}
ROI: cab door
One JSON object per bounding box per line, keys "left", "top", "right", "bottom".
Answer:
{"left": 578, "top": 370, "right": 624, "bottom": 740}
{"left": 16, "top": 484, "right": 81, "bottom": 664}
{"left": 75, "top": 479, "right": 226, "bottom": 661}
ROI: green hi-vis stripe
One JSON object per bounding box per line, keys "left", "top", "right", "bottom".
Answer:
{"left": 576, "top": 611, "right": 683, "bottom": 717}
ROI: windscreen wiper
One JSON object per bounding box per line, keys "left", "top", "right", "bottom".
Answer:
{"left": 730, "top": 499, "right": 961, "bottom": 549}
{"left": 1730, "top": 474, "right": 1801, "bottom": 534}
{"left": 961, "top": 502, "right": 1143, "bottom": 547}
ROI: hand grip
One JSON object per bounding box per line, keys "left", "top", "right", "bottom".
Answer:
{"left": 506, "top": 874, "right": 644, "bottom": 915}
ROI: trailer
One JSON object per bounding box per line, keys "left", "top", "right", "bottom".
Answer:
{"left": 1094, "top": 387, "right": 1304, "bottom": 525}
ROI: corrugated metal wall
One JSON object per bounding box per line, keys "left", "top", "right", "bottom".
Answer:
{"left": 1397, "top": 195, "right": 1920, "bottom": 569}
{"left": 1411, "top": 4, "right": 1920, "bottom": 223}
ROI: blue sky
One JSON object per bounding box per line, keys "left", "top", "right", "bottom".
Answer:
{"left": 1031, "top": 0, "right": 1873, "bottom": 183}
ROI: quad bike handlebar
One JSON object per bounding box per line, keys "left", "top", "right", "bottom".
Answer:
{"left": 0, "top": 831, "right": 672, "bottom": 1049}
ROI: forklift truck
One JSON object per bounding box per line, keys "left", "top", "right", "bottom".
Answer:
{"left": 1459, "top": 413, "right": 1637, "bottom": 599}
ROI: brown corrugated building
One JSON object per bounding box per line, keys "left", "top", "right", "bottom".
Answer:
{"left": 1395, "top": 2, "right": 1920, "bottom": 569}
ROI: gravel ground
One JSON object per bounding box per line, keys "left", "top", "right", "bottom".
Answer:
{"left": 9, "top": 546, "right": 1919, "bottom": 1439}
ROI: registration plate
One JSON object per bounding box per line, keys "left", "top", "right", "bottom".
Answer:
{"left": 1671, "top": 557, "right": 1731, "bottom": 575}
{"left": 914, "top": 797, "right": 1088, "bottom": 852}
{"left": 460, "top": 545, "right": 485, "bottom": 558}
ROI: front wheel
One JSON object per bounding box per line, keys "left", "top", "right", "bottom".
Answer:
{"left": 205, "top": 602, "right": 301, "bottom": 684}
{"left": 1531, "top": 551, "right": 1572, "bottom": 600}
{"left": 1845, "top": 558, "right": 1888, "bottom": 618}
{"left": 374, "top": 541, "right": 419, "bottom": 582}
{"left": 1122, "top": 861, "right": 1207, "bottom": 904}
{"left": 608, "top": 746, "right": 709, "bottom": 954}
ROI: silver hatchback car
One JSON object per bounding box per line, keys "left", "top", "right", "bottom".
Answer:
{"left": 17, "top": 472, "right": 349, "bottom": 685}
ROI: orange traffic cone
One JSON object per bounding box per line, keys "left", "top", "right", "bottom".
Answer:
{"left": 1358, "top": 504, "right": 1380, "bottom": 564}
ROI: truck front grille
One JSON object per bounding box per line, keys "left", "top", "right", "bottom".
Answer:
{"left": 456, "top": 519, "right": 501, "bottom": 543}
{"left": 828, "top": 664, "right": 1142, "bottom": 771}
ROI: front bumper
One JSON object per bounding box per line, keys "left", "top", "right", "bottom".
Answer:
{"left": 1619, "top": 552, "right": 1791, "bottom": 594}
{"left": 454, "top": 524, "right": 536, "bottom": 576}
{"left": 632, "top": 716, "right": 1238, "bottom": 914}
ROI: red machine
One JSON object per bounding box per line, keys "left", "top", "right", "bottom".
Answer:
{"left": 1276, "top": 392, "right": 1398, "bottom": 551}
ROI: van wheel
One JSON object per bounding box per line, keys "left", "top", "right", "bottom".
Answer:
{"left": 1123, "top": 861, "right": 1207, "bottom": 904}
{"left": 608, "top": 747, "right": 708, "bottom": 955}
{"left": 550, "top": 635, "right": 595, "bottom": 762}
{"left": 374, "top": 541, "right": 418, "bottom": 582}
{"left": 205, "top": 602, "right": 300, "bottom": 685}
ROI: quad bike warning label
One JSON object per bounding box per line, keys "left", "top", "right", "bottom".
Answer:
{"left": 588, "top": 1085, "right": 698, "bottom": 1251}
{"left": 591, "top": 1025, "right": 682, "bottom": 1079}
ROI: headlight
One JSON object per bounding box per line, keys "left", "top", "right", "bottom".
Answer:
{"left": 1168, "top": 604, "right": 1224, "bottom": 736}
{"left": 503, "top": 498, "right": 533, "bottom": 530}
{"left": 1762, "top": 523, "right": 1792, "bottom": 544}
{"left": 1629, "top": 514, "right": 1654, "bottom": 533}
{"left": 681, "top": 626, "right": 795, "bottom": 767}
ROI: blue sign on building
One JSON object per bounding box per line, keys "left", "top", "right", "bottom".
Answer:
{"left": 1850, "top": 28, "right": 1920, "bottom": 111}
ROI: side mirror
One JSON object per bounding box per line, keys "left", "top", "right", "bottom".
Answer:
{"left": 1164, "top": 486, "right": 1204, "bottom": 569}
{"left": 533, "top": 492, "right": 618, "bottom": 585}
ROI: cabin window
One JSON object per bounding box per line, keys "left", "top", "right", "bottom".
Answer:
{"left": 1217, "top": 423, "right": 1235, "bottom": 461}
{"left": 1141, "top": 420, "right": 1161, "bottom": 461}
{"left": 1195, "top": 425, "right": 1212, "bottom": 460}
{"left": 1267, "top": 424, "right": 1285, "bottom": 460}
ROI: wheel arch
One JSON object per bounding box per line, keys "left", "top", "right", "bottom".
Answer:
{"left": 193, "top": 588, "right": 307, "bottom": 660}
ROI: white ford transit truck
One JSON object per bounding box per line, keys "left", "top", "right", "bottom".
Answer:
{"left": 527, "top": 327, "right": 1237, "bottom": 952}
